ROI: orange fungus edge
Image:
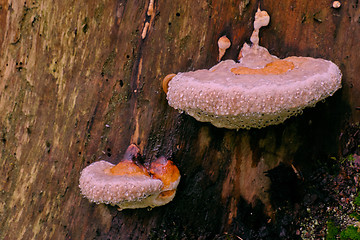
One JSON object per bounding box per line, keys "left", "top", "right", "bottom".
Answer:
{"left": 159, "top": 190, "right": 176, "bottom": 198}
{"left": 162, "top": 73, "right": 176, "bottom": 94}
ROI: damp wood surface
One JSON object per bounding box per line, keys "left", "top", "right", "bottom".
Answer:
{"left": 0, "top": 0, "right": 359, "bottom": 239}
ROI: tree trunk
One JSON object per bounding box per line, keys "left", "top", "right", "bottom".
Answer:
{"left": 0, "top": 0, "right": 359, "bottom": 239}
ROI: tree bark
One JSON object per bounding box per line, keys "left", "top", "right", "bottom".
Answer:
{"left": 0, "top": 0, "right": 359, "bottom": 239}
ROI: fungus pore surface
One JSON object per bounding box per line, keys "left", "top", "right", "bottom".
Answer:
{"left": 164, "top": 8, "right": 342, "bottom": 129}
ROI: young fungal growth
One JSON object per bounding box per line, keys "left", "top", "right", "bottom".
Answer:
{"left": 147, "top": 0, "right": 154, "bottom": 16}
{"left": 218, "top": 35, "right": 231, "bottom": 61}
{"left": 332, "top": 1, "right": 341, "bottom": 8}
{"left": 79, "top": 144, "right": 181, "bottom": 210}
{"left": 249, "top": 8, "right": 270, "bottom": 50}
{"left": 162, "top": 7, "right": 342, "bottom": 129}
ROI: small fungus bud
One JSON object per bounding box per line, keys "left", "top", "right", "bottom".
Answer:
{"left": 218, "top": 35, "right": 231, "bottom": 61}
{"left": 79, "top": 144, "right": 181, "bottom": 210}
{"left": 332, "top": 1, "right": 341, "bottom": 8}
{"left": 253, "top": 8, "right": 270, "bottom": 30}
{"left": 249, "top": 7, "right": 270, "bottom": 50}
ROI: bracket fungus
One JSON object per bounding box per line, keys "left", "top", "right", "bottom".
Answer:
{"left": 163, "top": 8, "right": 342, "bottom": 129}
{"left": 79, "top": 144, "right": 181, "bottom": 210}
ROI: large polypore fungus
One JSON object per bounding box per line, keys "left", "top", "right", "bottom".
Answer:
{"left": 79, "top": 144, "right": 181, "bottom": 210}
{"left": 163, "top": 8, "right": 342, "bottom": 129}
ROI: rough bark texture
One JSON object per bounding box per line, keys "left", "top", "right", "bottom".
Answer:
{"left": 0, "top": 0, "right": 359, "bottom": 239}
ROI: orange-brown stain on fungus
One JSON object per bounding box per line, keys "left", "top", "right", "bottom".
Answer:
{"left": 150, "top": 156, "right": 180, "bottom": 200}
{"left": 109, "top": 159, "right": 150, "bottom": 176}
{"left": 231, "top": 60, "right": 295, "bottom": 75}
{"left": 150, "top": 156, "right": 180, "bottom": 190}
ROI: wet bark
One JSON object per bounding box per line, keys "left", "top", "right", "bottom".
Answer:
{"left": 0, "top": 0, "right": 359, "bottom": 239}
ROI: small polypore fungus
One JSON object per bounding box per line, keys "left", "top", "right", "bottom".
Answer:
{"left": 79, "top": 144, "right": 181, "bottom": 210}
{"left": 162, "top": 8, "right": 342, "bottom": 129}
